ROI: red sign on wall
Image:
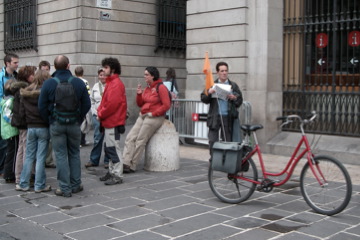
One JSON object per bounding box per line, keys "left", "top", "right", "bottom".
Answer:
{"left": 348, "top": 31, "right": 360, "bottom": 47}
{"left": 316, "top": 33, "right": 328, "bottom": 48}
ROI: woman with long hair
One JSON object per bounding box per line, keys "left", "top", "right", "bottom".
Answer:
{"left": 16, "top": 70, "right": 52, "bottom": 192}
{"left": 11, "top": 66, "right": 36, "bottom": 184}
{"left": 122, "top": 66, "right": 171, "bottom": 173}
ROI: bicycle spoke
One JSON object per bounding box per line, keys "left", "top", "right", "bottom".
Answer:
{"left": 208, "top": 158, "right": 258, "bottom": 204}
{"left": 300, "top": 156, "right": 352, "bottom": 216}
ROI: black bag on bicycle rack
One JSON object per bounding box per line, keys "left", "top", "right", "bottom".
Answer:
{"left": 211, "top": 142, "right": 244, "bottom": 174}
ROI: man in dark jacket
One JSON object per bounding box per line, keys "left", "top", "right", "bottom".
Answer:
{"left": 200, "top": 61, "right": 243, "bottom": 156}
{"left": 38, "top": 55, "right": 91, "bottom": 197}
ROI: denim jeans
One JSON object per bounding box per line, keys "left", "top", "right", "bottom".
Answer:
{"left": 0, "top": 137, "right": 7, "bottom": 174}
{"left": 89, "top": 115, "right": 109, "bottom": 165}
{"left": 50, "top": 122, "right": 81, "bottom": 195}
{"left": 19, "top": 128, "right": 49, "bottom": 191}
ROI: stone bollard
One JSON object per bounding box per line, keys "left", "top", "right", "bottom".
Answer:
{"left": 144, "top": 120, "right": 180, "bottom": 171}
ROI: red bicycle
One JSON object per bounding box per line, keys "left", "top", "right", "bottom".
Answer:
{"left": 208, "top": 112, "right": 352, "bottom": 216}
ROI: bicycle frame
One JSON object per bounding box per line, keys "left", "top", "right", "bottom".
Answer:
{"left": 237, "top": 131, "right": 324, "bottom": 187}
{"left": 209, "top": 112, "right": 351, "bottom": 215}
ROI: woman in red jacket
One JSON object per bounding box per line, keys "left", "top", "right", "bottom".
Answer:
{"left": 123, "top": 66, "right": 171, "bottom": 173}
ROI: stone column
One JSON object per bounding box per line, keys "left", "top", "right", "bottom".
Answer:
{"left": 144, "top": 120, "right": 180, "bottom": 172}
{"left": 247, "top": 0, "right": 283, "bottom": 146}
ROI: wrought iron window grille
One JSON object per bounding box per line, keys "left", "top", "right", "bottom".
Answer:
{"left": 283, "top": 0, "right": 359, "bottom": 137}
{"left": 155, "top": 0, "right": 186, "bottom": 52}
{"left": 4, "top": 0, "right": 37, "bottom": 53}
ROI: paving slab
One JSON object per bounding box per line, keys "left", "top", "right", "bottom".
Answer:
{"left": 0, "top": 142, "right": 359, "bottom": 240}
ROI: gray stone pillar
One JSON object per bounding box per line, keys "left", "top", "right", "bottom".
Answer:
{"left": 144, "top": 120, "right": 180, "bottom": 172}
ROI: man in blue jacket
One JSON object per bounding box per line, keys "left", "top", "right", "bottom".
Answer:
{"left": 38, "top": 55, "right": 91, "bottom": 197}
{"left": 0, "top": 53, "right": 19, "bottom": 177}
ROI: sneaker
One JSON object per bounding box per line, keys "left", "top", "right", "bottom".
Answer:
{"left": 54, "top": 188, "right": 72, "bottom": 198}
{"left": 123, "top": 164, "right": 135, "bottom": 174}
{"left": 104, "top": 177, "right": 123, "bottom": 185}
{"left": 85, "top": 162, "right": 98, "bottom": 168}
{"left": 99, "top": 172, "right": 112, "bottom": 181}
{"left": 80, "top": 141, "right": 90, "bottom": 148}
{"left": 15, "top": 184, "right": 29, "bottom": 192}
{"left": 104, "top": 164, "right": 109, "bottom": 169}
{"left": 35, "top": 185, "right": 52, "bottom": 193}
{"left": 72, "top": 185, "right": 84, "bottom": 193}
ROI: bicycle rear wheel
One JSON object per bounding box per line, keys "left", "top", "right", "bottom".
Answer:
{"left": 300, "top": 155, "right": 352, "bottom": 216}
{"left": 208, "top": 158, "right": 258, "bottom": 204}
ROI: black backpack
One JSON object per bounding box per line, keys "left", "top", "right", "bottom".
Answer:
{"left": 53, "top": 76, "right": 80, "bottom": 124}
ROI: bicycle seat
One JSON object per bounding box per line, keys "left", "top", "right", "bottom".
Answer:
{"left": 241, "top": 124, "right": 264, "bottom": 135}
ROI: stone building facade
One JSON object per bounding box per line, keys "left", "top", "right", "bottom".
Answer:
{"left": 0, "top": 0, "right": 187, "bottom": 124}
{"left": 186, "top": 0, "right": 283, "bottom": 146}
{"left": 1, "top": 0, "right": 358, "bottom": 159}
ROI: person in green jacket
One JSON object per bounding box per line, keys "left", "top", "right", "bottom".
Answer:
{"left": 0, "top": 79, "right": 19, "bottom": 182}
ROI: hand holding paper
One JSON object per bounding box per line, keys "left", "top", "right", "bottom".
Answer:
{"left": 212, "top": 84, "right": 232, "bottom": 100}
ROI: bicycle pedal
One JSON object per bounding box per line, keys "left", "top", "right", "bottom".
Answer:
{"left": 257, "top": 179, "right": 276, "bottom": 192}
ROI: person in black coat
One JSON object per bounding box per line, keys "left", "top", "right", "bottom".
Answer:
{"left": 200, "top": 62, "right": 243, "bottom": 157}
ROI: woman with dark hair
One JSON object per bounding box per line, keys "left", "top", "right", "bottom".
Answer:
{"left": 165, "top": 67, "right": 179, "bottom": 94}
{"left": 12, "top": 66, "right": 37, "bottom": 184}
{"left": 16, "top": 70, "right": 52, "bottom": 192}
{"left": 122, "top": 66, "right": 171, "bottom": 173}
{"left": 164, "top": 67, "right": 179, "bottom": 119}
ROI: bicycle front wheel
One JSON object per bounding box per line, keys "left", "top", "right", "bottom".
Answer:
{"left": 208, "top": 158, "right": 258, "bottom": 204}
{"left": 300, "top": 155, "right": 352, "bottom": 216}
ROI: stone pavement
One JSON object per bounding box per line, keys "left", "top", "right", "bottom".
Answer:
{"left": 1, "top": 141, "right": 360, "bottom": 240}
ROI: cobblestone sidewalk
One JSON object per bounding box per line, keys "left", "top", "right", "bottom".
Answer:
{"left": 0, "top": 144, "right": 359, "bottom": 240}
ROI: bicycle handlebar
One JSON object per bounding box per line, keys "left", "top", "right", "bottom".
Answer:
{"left": 277, "top": 111, "right": 317, "bottom": 129}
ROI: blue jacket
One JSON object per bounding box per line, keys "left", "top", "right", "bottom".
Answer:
{"left": 38, "top": 69, "right": 91, "bottom": 124}
{"left": 0, "top": 67, "right": 17, "bottom": 98}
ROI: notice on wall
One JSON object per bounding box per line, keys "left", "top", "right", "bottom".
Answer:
{"left": 97, "top": 0, "right": 112, "bottom": 9}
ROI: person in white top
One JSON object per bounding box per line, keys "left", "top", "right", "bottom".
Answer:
{"left": 84, "top": 68, "right": 109, "bottom": 168}
{"left": 163, "top": 68, "right": 178, "bottom": 119}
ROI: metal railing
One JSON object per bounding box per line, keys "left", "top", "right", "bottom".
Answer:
{"left": 169, "top": 100, "right": 252, "bottom": 140}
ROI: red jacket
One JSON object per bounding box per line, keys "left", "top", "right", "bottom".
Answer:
{"left": 97, "top": 74, "right": 127, "bottom": 128}
{"left": 136, "top": 79, "right": 171, "bottom": 117}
